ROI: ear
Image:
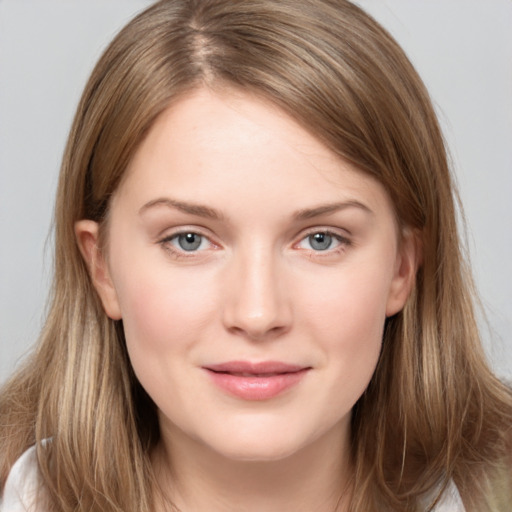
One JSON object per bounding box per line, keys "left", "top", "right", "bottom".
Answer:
{"left": 386, "top": 228, "right": 421, "bottom": 317}
{"left": 75, "top": 220, "right": 122, "bottom": 320}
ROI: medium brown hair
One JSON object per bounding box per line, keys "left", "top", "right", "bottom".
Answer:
{"left": 1, "top": 1, "right": 511, "bottom": 510}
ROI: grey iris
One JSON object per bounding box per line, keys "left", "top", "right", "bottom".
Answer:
{"left": 309, "top": 232, "right": 332, "bottom": 251}
{"left": 178, "top": 233, "right": 202, "bottom": 251}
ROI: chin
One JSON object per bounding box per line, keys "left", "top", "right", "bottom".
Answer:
{"left": 213, "top": 440, "right": 304, "bottom": 463}
{"left": 200, "top": 422, "right": 316, "bottom": 463}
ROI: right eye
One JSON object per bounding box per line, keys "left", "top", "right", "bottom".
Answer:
{"left": 165, "top": 232, "right": 211, "bottom": 252}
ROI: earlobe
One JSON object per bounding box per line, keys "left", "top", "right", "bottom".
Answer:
{"left": 385, "top": 229, "right": 421, "bottom": 317}
{"left": 74, "top": 220, "right": 122, "bottom": 320}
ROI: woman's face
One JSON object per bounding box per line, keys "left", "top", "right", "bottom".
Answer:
{"left": 77, "top": 88, "right": 416, "bottom": 462}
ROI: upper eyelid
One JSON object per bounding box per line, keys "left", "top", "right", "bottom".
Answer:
{"left": 296, "top": 226, "right": 351, "bottom": 242}
{"left": 158, "top": 226, "right": 216, "bottom": 242}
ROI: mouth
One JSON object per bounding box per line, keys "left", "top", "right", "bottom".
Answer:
{"left": 203, "top": 361, "right": 311, "bottom": 401}
{"left": 214, "top": 371, "right": 288, "bottom": 377}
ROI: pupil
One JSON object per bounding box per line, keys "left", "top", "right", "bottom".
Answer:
{"left": 310, "top": 233, "right": 331, "bottom": 251}
{"left": 178, "top": 233, "right": 202, "bottom": 251}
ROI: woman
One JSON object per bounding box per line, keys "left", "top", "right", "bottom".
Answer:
{"left": 1, "top": 0, "right": 511, "bottom": 510}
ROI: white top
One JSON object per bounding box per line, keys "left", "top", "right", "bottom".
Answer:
{"left": 1, "top": 446, "right": 40, "bottom": 512}
{"left": 1, "top": 445, "right": 466, "bottom": 511}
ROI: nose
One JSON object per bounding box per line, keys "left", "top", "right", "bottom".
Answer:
{"left": 221, "top": 246, "right": 292, "bottom": 341}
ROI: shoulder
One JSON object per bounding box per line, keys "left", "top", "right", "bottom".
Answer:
{"left": 1, "top": 445, "right": 43, "bottom": 512}
{"left": 428, "top": 480, "right": 466, "bottom": 512}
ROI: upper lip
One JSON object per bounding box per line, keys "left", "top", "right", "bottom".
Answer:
{"left": 204, "top": 361, "right": 309, "bottom": 375}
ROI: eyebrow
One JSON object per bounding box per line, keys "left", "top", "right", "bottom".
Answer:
{"left": 138, "top": 197, "right": 372, "bottom": 221}
{"left": 293, "top": 200, "right": 373, "bottom": 220}
{"left": 139, "top": 198, "right": 224, "bottom": 220}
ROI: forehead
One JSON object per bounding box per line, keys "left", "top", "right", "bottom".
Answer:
{"left": 115, "top": 87, "right": 395, "bottom": 222}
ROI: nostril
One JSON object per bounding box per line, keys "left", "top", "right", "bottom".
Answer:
{"left": 227, "top": 323, "right": 290, "bottom": 341}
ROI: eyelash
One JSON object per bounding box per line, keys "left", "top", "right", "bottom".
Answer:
{"left": 159, "top": 228, "right": 217, "bottom": 260}
{"left": 158, "top": 228, "right": 351, "bottom": 259}
{"left": 294, "top": 229, "right": 351, "bottom": 256}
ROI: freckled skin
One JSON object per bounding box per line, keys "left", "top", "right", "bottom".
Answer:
{"left": 77, "top": 88, "right": 417, "bottom": 510}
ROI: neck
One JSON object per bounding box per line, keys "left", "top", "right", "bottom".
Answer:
{"left": 152, "top": 420, "right": 352, "bottom": 512}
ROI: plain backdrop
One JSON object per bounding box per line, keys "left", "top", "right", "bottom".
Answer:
{"left": 1, "top": 0, "right": 511, "bottom": 383}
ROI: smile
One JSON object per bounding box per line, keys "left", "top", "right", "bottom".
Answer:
{"left": 203, "top": 361, "right": 311, "bottom": 401}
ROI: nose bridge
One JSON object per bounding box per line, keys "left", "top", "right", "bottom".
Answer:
{"left": 222, "top": 241, "right": 291, "bottom": 339}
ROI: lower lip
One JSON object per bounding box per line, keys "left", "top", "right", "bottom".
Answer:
{"left": 205, "top": 369, "right": 309, "bottom": 400}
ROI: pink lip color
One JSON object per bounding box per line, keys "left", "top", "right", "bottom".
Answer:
{"left": 203, "top": 361, "right": 309, "bottom": 401}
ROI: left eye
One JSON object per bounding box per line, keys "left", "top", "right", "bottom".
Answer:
{"left": 297, "top": 232, "right": 344, "bottom": 251}
{"left": 169, "top": 232, "right": 209, "bottom": 252}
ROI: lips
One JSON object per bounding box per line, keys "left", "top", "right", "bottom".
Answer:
{"left": 203, "top": 361, "right": 310, "bottom": 400}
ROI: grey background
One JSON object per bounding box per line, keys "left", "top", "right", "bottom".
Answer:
{"left": 1, "top": 0, "right": 511, "bottom": 383}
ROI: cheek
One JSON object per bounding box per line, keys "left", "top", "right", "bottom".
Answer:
{"left": 112, "top": 266, "right": 222, "bottom": 416}
{"left": 302, "top": 258, "right": 392, "bottom": 341}
{"left": 298, "top": 258, "right": 393, "bottom": 393}
{"left": 110, "top": 258, "right": 218, "bottom": 366}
